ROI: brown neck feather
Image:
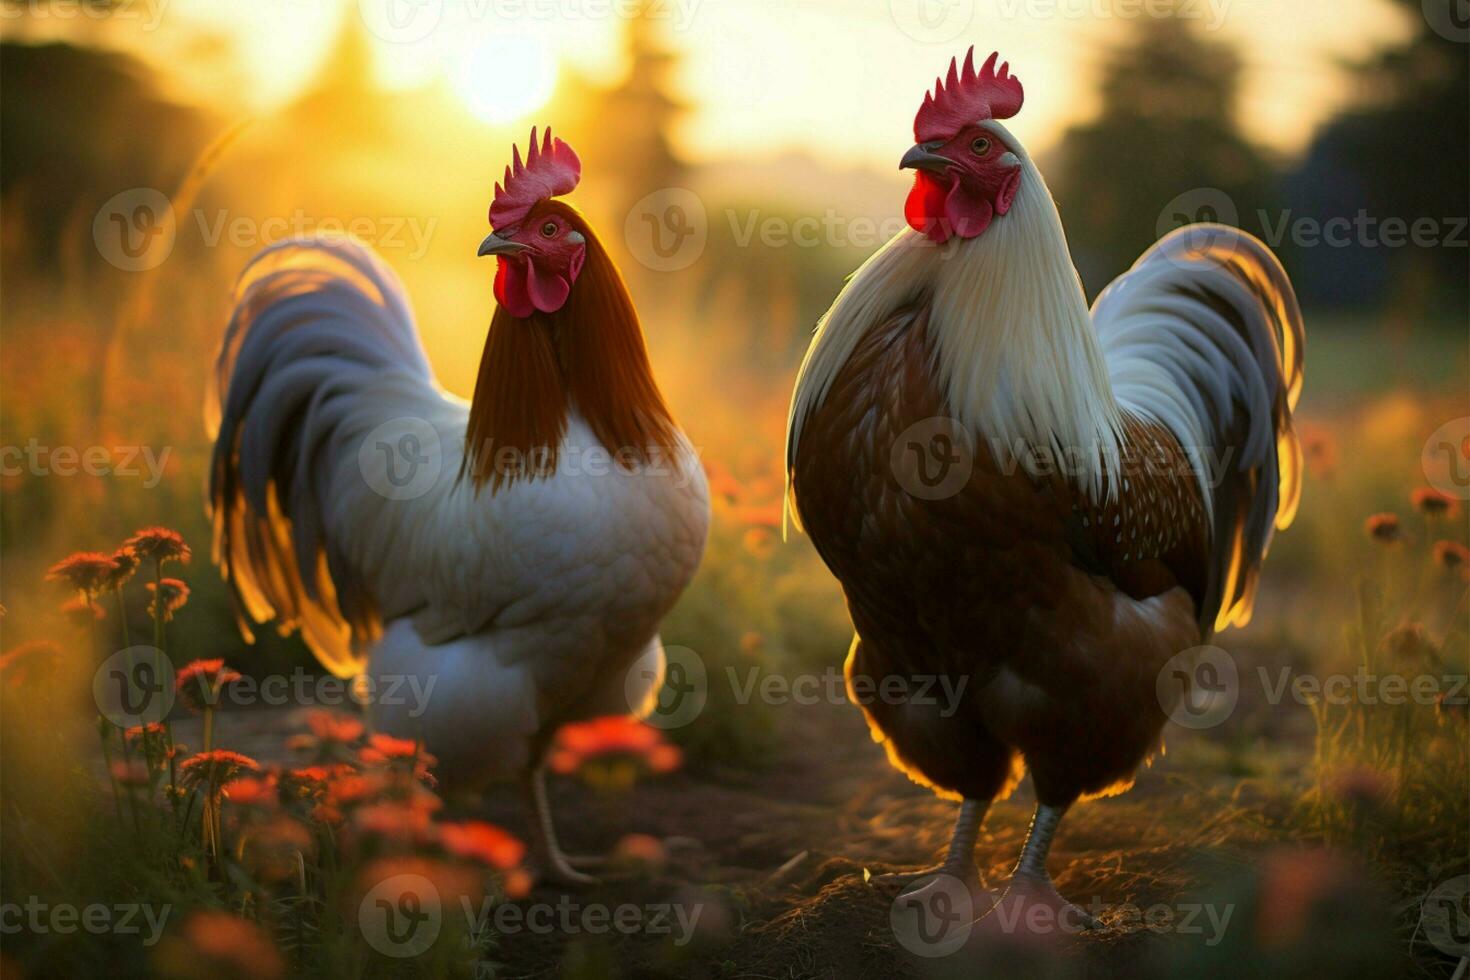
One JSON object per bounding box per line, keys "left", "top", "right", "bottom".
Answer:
{"left": 462, "top": 201, "right": 679, "bottom": 493}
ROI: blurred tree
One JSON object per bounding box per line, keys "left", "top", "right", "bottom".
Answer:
{"left": 577, "top": 3, "right": 689, "bottom": 223}
{"left": 0, "top": 42, "right": 207, "bottom": 277}
{"left": 1048, "top": 17, "right": 1277, "bottom": 297}
{"left": 1283, "top": 0, "right": 1469, "bottom": 317}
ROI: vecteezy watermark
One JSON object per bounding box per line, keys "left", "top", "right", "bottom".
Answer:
{"left": 624, "top": 188, "right": 708, "bottom": 272}
{"left": 888, "top": 0, "right": 975, "bottom": 43}
{"left": 357, "top": 0, "right": 701, "bottom": 44}
{"left": 93, "top": 191, "right": 440, "bottom": 271}
{"left": 94, "top": 188, "right": 176, "bottom": 272}
{"left": 631, "top": 645, "right": 707, "bottom": 730}
{"left": 359, "top": 872, "right": 705, "bottom": 959}
{"left": 0, "top": 0, "right": 169, "bottom": 31}
{"left": 93, "top": 652, "right": 438, "bottom": 723}
{"left": 887, "top": 417, "right": 1240, "bottom": 502}
{"left": 890, "top": 873, "right": 974, "bottom": 957}
{"left": 463, "top": 895, "right": 704, "bottom": 946}
{"left": 1422, "top": 417, "right": 1470, "bottom": 500}
{"left": 192, "top": 209, "right": 438, "bottom": 261}
{"left": 0, "top": 899, "right": 171, "bottom": 946}
{"left": 1157, "top": 645, "right": 1240, "bottom": 730}
{"left": 360, "top": 874, "right": 443, "bottom": 958}
{"left": 1254, "top": 210, "right": 1470, "bottom": 250}
{"left": 1156, "top": 645, "right": 1469, "bottom": 730}
{"left": 94, "top": 647, "right": 176, "bottom": 728}
{"left": 728, "top": 665, "right": 969, "bottom": 717}
{"left": 989, "top": 894, "right": 1235, "bottom": 943}
{"left": 891, "top": 878, "right": 1236, "bottom": 957}
{"left": 359, "top": 421, "right": 706, "bottom": 501}
{"left": 1422, "top": 0, "right": 1470, "bottom": 42}
{"left": 1156, "top": 188, "right": 1469, "bottom": 254}
{"left": 1, "top": 441, "right": 171, "bottom": 488}
{"left": 221, "top": 670, "right": 437, "bottom": 717}
{"left": 891, "top": 417, "right": 976, "bottom": 501}
{"left": 725, "top": 209, "right": 913, "bottom": 251}
{"left": 464, "top": 441, "right": 705, "bottom": 491}
{"left": 1420, "top": 875, "right": 1470, "bottom": 961}
{"left": 359, "top": 417, "right": 444, "bottom": 502}
{"left": 997, "top": 0, "right": 1233, "bottom": 30}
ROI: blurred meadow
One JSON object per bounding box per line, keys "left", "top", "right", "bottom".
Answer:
{"left": 1, "top": 0, "right": 1467, "bottom": 977}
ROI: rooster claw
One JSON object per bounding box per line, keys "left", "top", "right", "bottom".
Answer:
{"left": 533, "top": 857, "right": 601, "bottom": 889}
{"left": 979, "top": 871, "right": 1102, "bottom": 935}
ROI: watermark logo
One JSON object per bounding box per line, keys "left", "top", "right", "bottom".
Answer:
{"left": 632, "top": 645, "right": 707, "bottom": 730}
{"left": 94, "top": 188, "right": 175, "bottom": 272}
{"left": 889, "top": 873, "right": 973, "bottom": 957}
{"left": 624, "top": 188, "right": 708, "bottom": 272}
{"left": 1423, "top": 0, "right": 1470, "bottom": 42}
{"left": 0, "top": 0, "right": 168, "bottom": 31}
{"left": 0, "top": 899, "right": 170, "bottom": 945}
{"left": 890, "top": 417, "right": 974, "bottom": 500}
{"left": 1155, "top": 187, "right": 1240, "bottom": 268}
{"left": 359, "top": 417, "right": 443, "bottom": 501}
{"left": 889, "top": 0, "right": 975, "bottom": 43}
{"left": 1421, "top": 875, "right": 1470, "bottom": 959}
{"left": 360, "top": 874, "right": 442, "bottom": 958}
{"left": 1422, "top": 417, "right": 1470, "bottom": 500}
{"left": 93, "top": 646, "right": 175, "bottom": 727}
{"left": 1156, "top": 645, "right": 1238, "bottom": 729}
{"left": 358, "top": 0, "right": 443, "bottom": 44}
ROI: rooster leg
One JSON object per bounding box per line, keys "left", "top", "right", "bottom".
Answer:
{"left": 522, "top": 768, "right": 600, "bottom": 887}
{"left": 873, "top": 798, "right": 992, "bottom": 889}
{"left": 994, "top": 802, "right": 1101, "bottom": 931}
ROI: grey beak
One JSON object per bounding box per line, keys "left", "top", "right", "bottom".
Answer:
{"left": 900, "top": 141, "right": 950, "bottom": 174}
{"left": 478, "top": 232, "right": 528, "bottom": 257}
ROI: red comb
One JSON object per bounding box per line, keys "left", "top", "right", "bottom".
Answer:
{"left": 489, "top": 126, "right": 582, "bottom": 230}
{"left": 913, "top": 48, "right": 1024, "bottom": 142}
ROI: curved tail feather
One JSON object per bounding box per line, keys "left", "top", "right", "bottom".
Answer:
{"left": 1094, "top": 225, "right": 1304, "bottom": 633}
{"left": 206, "top": 236, "right": 436, "bottom": 675}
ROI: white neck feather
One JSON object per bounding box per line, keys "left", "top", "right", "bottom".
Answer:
{"left": 788, "top": 121, "right": 1123, "bottom": 502}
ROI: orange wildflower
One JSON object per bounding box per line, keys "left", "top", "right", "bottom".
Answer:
{"left": 154, "top": 911, "right": 284, "bottom": 980}
{"left": 436, "top": 820, "right": 525, "bottom": 870}
{"left": 175, "top": 659, "right": 242, "bottom": 712}
{"left": 46, "top": 551, "right": 118, "bottom": 594}
{"left": 1410, "top": 487, "right": 1459, "bottom": 519}
{"left": 1363, "top": 513, "right": 1401, "bottom": 543}
{"left": 124, "top": 526, "right": 191, "bottom": 566}
{"left": 1432, "top": 540, "right": 1469, "bottom": 572}
{"left": 146, "top": 578, "right": 190, "bottom": 621}
{"left": 179, "top": 750, "right": 260, "bottom": 791}
{"left": 0, "top": 641, "right": 60, "bottom": 688}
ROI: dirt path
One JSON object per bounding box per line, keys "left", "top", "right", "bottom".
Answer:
{"left": 187, "top": 698, "right": 1292, "bottom": 979}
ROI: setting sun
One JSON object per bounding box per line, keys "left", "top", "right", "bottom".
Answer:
{"left": 452, "top": 34, "right": 557, "bottom": 126}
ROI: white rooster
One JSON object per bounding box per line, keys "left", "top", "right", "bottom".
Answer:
{"left": 205, "top": 128, "right": 709, "bottom": 884}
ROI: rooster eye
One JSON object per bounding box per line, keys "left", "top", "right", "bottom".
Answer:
{"left": 971, "top": 137, "right": 992, "bottom": 156}
{"left": 540, "top": 221, "right": 558, "bottom": 238}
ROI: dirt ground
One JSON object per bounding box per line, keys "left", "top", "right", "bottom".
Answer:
{"left": 179, "top": 697, "right": 1322, "bottom": 980}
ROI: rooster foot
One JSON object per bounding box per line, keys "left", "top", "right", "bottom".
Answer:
{"left": 532, "top": 852, "right": 601, "bottom": 889}
{"left": 561, "top": 854, "right": 607, "bottom": 871}
{"left": 980, "top": 870, "right": 1102, "bottom": 936}
{"left": 873, "top": 864, "right": 999, "bottom": 916}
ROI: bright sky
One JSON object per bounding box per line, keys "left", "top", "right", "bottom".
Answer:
{"left": 11, "top": 0, "right": 1413, "bottom": 169}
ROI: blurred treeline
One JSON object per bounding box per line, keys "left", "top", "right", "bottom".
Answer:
{"left": 1049, "top": 1, "right": 1468, "bottom": 320}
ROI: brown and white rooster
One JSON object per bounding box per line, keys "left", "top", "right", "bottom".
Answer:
{"left": 207, "top": 129, "right": 709, "bottom": 884}
{"left": 786, "top": 50, "right": 1303, "bottom": 920}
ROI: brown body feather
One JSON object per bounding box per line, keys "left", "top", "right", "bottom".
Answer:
{"left": 790, "top": 304, "right": 1209, "bottom": 806}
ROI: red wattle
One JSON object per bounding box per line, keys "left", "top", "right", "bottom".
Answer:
{"left": 904, "top": 173, "right": 950, "bottom": 242}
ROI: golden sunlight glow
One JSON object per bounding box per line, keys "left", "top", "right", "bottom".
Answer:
{"left": 452, "top": 34, "right": 558, "bottom": 126}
